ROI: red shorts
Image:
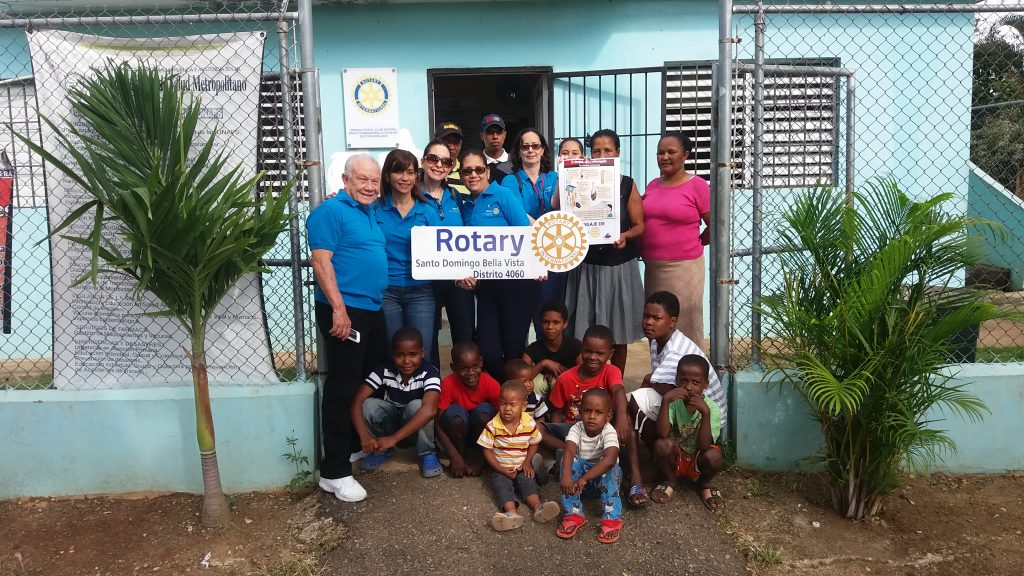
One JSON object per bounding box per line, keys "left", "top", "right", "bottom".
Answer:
{"left": 674, "top": 444, "right": 718, "bottom": 479}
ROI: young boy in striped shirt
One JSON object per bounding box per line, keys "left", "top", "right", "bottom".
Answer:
{"left": 351, "top": 327, "right": 443, "bottom": 479}
{"left": 477, "top": 380, "right": 560, "bottom": 531}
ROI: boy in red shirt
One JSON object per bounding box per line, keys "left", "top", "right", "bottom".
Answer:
{"left": 435, "top": 341, "right": 501, "bottom": 478}
{"left": 540, "top": 325, "right": 631, "bottom": 453}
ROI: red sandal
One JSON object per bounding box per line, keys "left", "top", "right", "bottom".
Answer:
{"left": 556, "top": 515, "right": 586, "bottom": 539}
{"left": 598, "top": 519, "right": 623, "bottom": 544}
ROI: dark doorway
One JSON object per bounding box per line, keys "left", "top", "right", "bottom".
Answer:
{"left": 428, "top": 67, "right": 552, "bottom": 151}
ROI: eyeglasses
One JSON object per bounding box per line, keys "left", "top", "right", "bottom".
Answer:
{"left": 423, "top": 154, "right": 454, "bottom": 168}
{"left": 520, "top": 143, "right": 543, "bottom": 151}
{"left": 459, "top": 166, "right": 488, "bottom": 176}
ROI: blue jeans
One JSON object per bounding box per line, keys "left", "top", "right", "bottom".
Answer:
{"left": 382, "top": 284, "right": 436, "bottom": 363}
{"left": 561, "top": 457, "right": 623, "bottom": 522}
{"left": 431, "top": 280, "right": 476, "bottom": 368}
{"left": 476, "top": 279, "right": 540, "bottom": 379}
{"left": 442, "top": 402, "right": 495, "bottom": 442}
{"left": 362, "top": 397, "right": 436, "bottom": 456}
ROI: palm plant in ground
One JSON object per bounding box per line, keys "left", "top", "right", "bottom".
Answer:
{"left": 19, "top": 62, "right": 292, "bottom": 527}
{"left": 758, "top": 178, "right": 1009, "bottom": 520}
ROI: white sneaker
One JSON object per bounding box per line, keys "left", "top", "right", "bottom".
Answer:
{"left": 349, "top": 450, "right": 367, "bottom": 463}
{"left": 319, "top": 475, "right": 367, "bottom": 502}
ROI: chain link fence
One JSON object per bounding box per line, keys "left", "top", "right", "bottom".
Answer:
{"left": 0, "top": 1, "right": 317, "bottom": 390}
{"left": 724, "top": 1, "right": 1024, "bottom": 370}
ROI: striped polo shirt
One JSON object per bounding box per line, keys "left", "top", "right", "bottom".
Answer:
{"left": 364, "top": 361, "right": 441, "bottom": 407}
{"left": 477, "top": 412, "right": 541, "bottom": 470}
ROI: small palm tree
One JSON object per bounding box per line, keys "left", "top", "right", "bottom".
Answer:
{"left": 758, "top": 178, "right": 1010, "bottom": 520}
{"left": 20, "top": 62, "right": 293, "bottom": 527}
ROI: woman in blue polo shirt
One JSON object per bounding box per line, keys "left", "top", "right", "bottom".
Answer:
{"left": 459, "top": 148, "right": 538, "bottom": 378}
{"left": 420, "top": 140, "right": 475, "bottom": 368}
{"left": 376, "top": 149, "right": 442, "bottom": 362}
{"left": 500, "top": 128, "right": 563, "bottom": 338}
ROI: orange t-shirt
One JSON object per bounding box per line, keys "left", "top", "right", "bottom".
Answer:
{"left": 438, "top": 372, "right": 501, "bottom": 411}
{"left": 548, "top": 364, "right": 623, "bottom": 422}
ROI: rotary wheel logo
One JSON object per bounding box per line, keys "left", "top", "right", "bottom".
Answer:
{"left": 353, "top": 76, "right": 390, "bottom": 114}
{"left": 531, "top": 211, "right": 589, "bottom": 271}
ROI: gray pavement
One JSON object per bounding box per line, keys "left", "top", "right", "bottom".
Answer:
{"left": 320, "top": 450, "right": 748, "bottom": 576}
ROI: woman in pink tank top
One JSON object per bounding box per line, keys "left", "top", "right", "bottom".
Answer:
{"left": 640, "top": 133, "right": 710, "bottom": 350}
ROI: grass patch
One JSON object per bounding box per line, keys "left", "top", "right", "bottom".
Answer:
{"left": 257, "top": 554, "right": 324, "bottom": 576}
{"left": 750, "top": 543, "right": 783, "bottom": 565}
{"left": 976, "top": 346, "right": 1024, "bottom": 363}
{"left": 749, "top": 478, "right": 775, "bottom": 499}
{"left": 1, "top": 373, "right": 54, "bottom": 390}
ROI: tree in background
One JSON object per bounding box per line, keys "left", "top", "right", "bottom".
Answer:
{"left": 971, "top": 16, "right": 1024, "bottom": 198}
{"left": 20, "top": 63, "right": 293, "bottom": 527}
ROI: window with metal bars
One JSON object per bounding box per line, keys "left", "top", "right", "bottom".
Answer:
{"left": 664, "top": 58, "right": 839, "bottom": 189}
{"left": 0, "top": 73, "right": 305, "bottom": 208}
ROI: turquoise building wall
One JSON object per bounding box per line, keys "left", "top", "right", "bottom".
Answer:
{"left": 734, "top": 363, "right": 1024, "bottom": 473}
{"left": 968, "top": 162, "right": 1024, "bottom": 290}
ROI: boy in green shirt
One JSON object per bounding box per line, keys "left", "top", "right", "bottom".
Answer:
{"left": 651, "top": 355, "right": 725, "bottom": 510}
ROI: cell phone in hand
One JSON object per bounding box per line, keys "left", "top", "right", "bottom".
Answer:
{"left": 346, "top": 329, "right": 361, "bottom": 343}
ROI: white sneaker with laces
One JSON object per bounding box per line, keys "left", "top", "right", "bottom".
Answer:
{"left": 319, "top": 475, "right": 367, "bottom": 502}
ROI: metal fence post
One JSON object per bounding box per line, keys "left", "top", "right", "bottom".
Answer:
{"left": 276, "top": 16, "right": 306, "bottom": 382}
{"left": 296, "top": 0, "right": 324, "bottom": 472}
{"left": 715, "top": 0, "right": 736, "bottom": 436}
{"left": 750, "top": 3, "right": 765, "bottom": 368}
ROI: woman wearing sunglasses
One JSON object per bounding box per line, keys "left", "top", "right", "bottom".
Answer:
{"left": 458, "top": 149, "right": 536, "bottom": 379}
{"left": 500, "top": 128, "right": 564, "bottom": 336}
{"left": 376, "top": 149, "right": 443, "bottom": 362}
{"left": 420, "top": 140, "right": 475, "bottom": 368}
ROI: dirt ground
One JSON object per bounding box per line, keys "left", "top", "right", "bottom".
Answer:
{"left": 3, "top": 467, "right": 1023, "bottom": 576}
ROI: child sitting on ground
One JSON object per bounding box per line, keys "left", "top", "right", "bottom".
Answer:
{"left": 557, "top": 388, "right": 623, "bottom": 544}
{"left": 622, "top": 291, "right": 726, "bottom": 508}
{"left": 523, "top": 300, "right": 582, "bottom": 397}
{"left": 504, "top": 358, "right": 548, "bottom": 422}
{"left": 477, "top": 380, "right": 561, "bottom": 531}
{"left": 435, "top": 342, "right": 501, "bottom": 478}
{"left": 541, "top": 325, "right": 630, "bottom": 454}
{"left": 651, "top": 354, "right": 725, "bottom": 510}
{"left": 351, "top": 327, "right": 442, "bottom": 479}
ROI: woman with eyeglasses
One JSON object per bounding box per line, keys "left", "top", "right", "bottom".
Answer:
{"left": 500, "top": 128, "right": 564, "bottom": 336}
{"left": 375, "top": 149, "right": 443, "bottom": 362}
{"left": 458, "top": 149, "right": 536, "bottom": 379}
{"left": 420, "top": 140, "right": 475, "bottom": 368}
{"left": 563, "top": 129, "right": 645, "bottom": 375}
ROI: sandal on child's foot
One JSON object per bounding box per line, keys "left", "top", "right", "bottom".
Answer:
{"left": 555, "top": 515, "right": 586, "bottom": 539}
{"left": 700, "top": 486, "right": 724, "bottom": 511}
{"left": 598, "top": 519, "right": 623, "bottom": 544}
{"left": 532, "top": 501, "right": 559, "bottom": 524}
{"left": 650, "top": 482, "right": 674, "bottom": 504}
{"left": 628, "top": 484, "right": 649, "bottom": 508}
{"left": 491, "top": 511, "right": 524, "bottom": 532}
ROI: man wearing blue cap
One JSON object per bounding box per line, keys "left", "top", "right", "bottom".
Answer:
{"left": 480, "top": 113, "right": 513, "bottom": 182}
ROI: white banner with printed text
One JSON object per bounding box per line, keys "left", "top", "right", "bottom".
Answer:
{"left": 29, "top": 30, "right": 277, "bottom": 389}
{"left": 411, "top": 212, "right": 590, "bottom": 280}
{"left": 342, "top": 67, "right": 400, "bottom": 148}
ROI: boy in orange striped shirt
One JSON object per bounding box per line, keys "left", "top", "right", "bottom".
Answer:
{"left": 478, "top": 380, "right": 561, "bottom": 531}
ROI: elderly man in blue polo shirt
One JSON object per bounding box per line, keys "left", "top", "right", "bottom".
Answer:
{"left": 308, "top": 154, "right": 389, "bottom": 502}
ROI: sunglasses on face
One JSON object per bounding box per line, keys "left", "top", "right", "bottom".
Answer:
{"left": 423, "top": 154, "right": 454, "bottom": 168}
{"left": 520, "top": 143, "right": 543, "bottom": 151}
{"left": 459, "top": 166, "right": 488, "bottom": 176}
